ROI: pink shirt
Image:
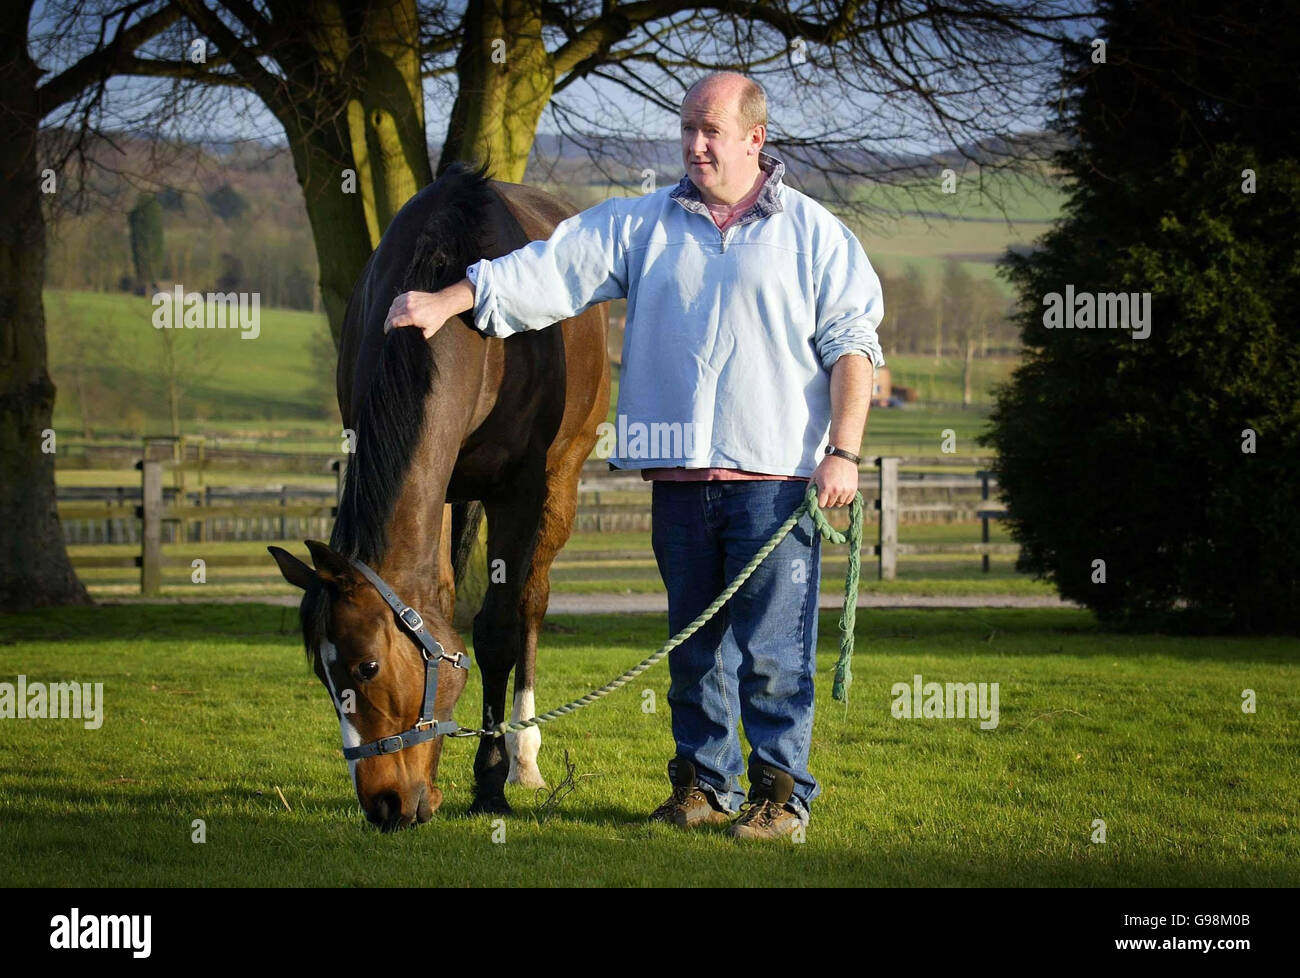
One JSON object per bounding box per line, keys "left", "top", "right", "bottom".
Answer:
{"left": 702, "top": 170, "right": 767, "bottom": 231}
{"left": 642, "top": 169, "right": 808, "bottom": 484}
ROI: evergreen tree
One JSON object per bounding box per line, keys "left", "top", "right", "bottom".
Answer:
{"left": 985, "top": 0, "right": 1300, "bottom": 631}
{"left": 128, "top": 193, "right": 164, "bottom": 290}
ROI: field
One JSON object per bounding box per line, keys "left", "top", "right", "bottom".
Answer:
{"left": 1, "top": 605, "right": 1295, "bottom": 887}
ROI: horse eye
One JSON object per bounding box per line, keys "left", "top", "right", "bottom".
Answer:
{"left": 355, "top": 660, "right": 380, "bottom": 682}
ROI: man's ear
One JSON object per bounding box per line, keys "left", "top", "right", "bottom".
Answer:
{"left": 304, "top": 539, "right": 358, "bottom": 593}
{"left": 268, "top": 545, "right": 316, "bottom": 591}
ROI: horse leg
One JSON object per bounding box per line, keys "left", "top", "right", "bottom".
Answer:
{"left": 468, "top": 486, "right": 546, "bottom": 812}
{"left": 507, "top": 446, "right": 589, "bottom": 789}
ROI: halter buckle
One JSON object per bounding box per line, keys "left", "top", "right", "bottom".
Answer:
{"left": 399, "top": 607, "right": 424, "bottom": 632}
{"left": 376, "top": 735, "right": 405, "bottom": 755}
{"left": 440, "top": 650, "right": 470, "bottom": 670}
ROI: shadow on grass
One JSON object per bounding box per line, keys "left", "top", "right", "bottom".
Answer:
{"left": 2, "top": 605, "right": 1297, "bottom": 666}
{"left": 3, "top": 798, "right": 1291, "bottom": 887}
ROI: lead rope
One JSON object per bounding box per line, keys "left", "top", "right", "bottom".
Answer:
{"left": 451, "top": 483, "right": 863, "bottom": 739}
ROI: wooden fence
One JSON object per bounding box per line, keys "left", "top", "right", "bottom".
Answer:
{"left": 61, "top": 441, "right": 1012, "bottom": 595}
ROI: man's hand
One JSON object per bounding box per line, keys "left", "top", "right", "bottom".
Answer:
{"left": 384, "top": 290, "right": 450, "bottom": 340}
{"left": 810, "top": 454, "right": 859, "bottom": 508}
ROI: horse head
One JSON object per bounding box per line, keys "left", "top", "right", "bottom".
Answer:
{"left": 269, "top": 540, "right": 469, "bottom": 831}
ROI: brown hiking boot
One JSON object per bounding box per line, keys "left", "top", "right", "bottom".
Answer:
{"left": 728, "top": 763, "right": 804, "bottom": 840}
{"left": 649, "top": 758, "right": 731, "bottom": 829}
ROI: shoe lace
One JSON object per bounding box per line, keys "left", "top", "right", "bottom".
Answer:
{"left": 736, "top": 798, "right": 781, "bottom": 827}
{"left": 652, "top": 784, "right": 695, "bottom": 816}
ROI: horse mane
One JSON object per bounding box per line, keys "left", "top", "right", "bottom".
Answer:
{"left": 303, "top": 159, "right": 497, "bottom": 657}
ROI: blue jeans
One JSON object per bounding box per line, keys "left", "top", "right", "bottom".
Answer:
{"left": 650, "top": 479, "right": 822, "bottom": 825}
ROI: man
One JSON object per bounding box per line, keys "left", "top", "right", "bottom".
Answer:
{"left": 385, "top": 71, "right": 885, "bottom": 840}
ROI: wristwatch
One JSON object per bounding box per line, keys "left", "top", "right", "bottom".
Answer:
{"left": 825, "top": 444, "right": 861, "bottom": 464}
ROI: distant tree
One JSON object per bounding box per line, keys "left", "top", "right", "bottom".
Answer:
{"left": 941, "top": 259, "right": 976, "bottom": 369}
{"left": 205, "top": 183, "right": 247, "bottom": 222}
{"left": 985, "top": 0, "right": 1300, "bottom": 632}
{"left": 215, "top": 252, "right": 243, "bottom": 292}
{"left": 128, "top": 193, "right": 164, "bottom": 290}
{"left": 877, "top": 266, "right": 933, "bottom": 357}
{"left": 284, "top": 265, "right": 316, "bottom": 311}
{"left": 156, "top": 186, "right": 185, "bottom": 212}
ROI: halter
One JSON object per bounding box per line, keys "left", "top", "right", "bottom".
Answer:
{"left": 336, "top": 557, "right": 472, "bottom": 761}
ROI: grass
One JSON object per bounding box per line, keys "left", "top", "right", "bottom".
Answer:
{"left": 45, "top": 288, "right": 340, "bottom": 438}
{"left": 0, "top": 605, "right": 1295, "bottom": 887}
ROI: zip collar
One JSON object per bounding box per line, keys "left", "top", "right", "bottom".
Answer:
{"left": 671, "top": 150, "right": 786, "bottom": 226}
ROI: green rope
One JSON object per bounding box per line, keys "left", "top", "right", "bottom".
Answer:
{"left": 454, "top": 482, "right": 863, "bottom": 739}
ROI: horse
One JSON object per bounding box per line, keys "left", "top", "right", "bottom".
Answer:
{"left": 269, "top": 160, "right": 610, "bottom": 830}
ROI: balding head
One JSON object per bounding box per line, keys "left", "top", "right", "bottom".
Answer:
{"left": 683, "top": 72, "right": 768, "bottom": 133}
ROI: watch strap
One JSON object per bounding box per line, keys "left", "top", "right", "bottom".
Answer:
{"left": 825, "top": 445, "right": 862, "bottom": 464}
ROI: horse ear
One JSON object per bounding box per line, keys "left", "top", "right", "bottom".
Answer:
{"left": 268, "top": 546, "right": 316, "bottom": 591}
{"left": 304, "top": 540, "right": 358, "bottom": 592}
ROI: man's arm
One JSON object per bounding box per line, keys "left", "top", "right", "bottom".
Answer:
{"left": 385, "top": 196, "right": 628, "bottom": 339}
{"left": 809, "top": 229, "right": 885, "bottom": 508}
{"left": 811, "top": 353, "right": 874, "bottom": 508}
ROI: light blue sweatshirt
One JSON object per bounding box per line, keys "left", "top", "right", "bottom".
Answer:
{"left": 464, "top": 150, "right": 886, "bottom": 476}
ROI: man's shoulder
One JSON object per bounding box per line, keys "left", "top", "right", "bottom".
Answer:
{"left": 778, "top": 185, "right": 854, "bottom": 237}
{"left": 773, "top": 184, "right": 863, "bottom": 263}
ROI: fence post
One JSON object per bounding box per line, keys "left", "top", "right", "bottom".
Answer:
{"left": 138, "top": 458, "right": 162, "bottom": 597}
{"left": 877, "top": 456, "right": 898, "bottom": 581}
{"left": 980, "top": 469, "right": 990, "bottom": 574}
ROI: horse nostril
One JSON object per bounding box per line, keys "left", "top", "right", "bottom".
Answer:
{"left": 356, "top": 660, "right": 380, "bottom": 681}
{"left": 368, "top": 790, "right": 401, "bottom": 828}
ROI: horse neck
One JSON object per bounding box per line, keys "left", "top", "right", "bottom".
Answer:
{"left": 370, "top": 471, "right": 448, "bottom": 612}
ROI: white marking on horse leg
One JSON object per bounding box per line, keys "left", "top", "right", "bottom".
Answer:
{"left": 320, "top": 639, "right": 360, "bottom": 793}
{"left": 505, "top": 688, "right": 545, "bottom": 788}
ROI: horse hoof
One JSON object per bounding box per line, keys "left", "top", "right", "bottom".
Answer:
{"left": 468, "top": 793, "right": 512, "bottom": 816}
{"left": 508, "top": 766, "right": 547, "bottom": 790}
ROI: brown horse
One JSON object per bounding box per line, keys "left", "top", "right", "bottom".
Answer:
{"left": 269, "top": 161, "right": 609, "bottom": 830}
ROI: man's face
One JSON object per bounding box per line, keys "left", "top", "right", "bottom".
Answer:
{"left": 680, "top": 90, "right": 762, "bottom": 203}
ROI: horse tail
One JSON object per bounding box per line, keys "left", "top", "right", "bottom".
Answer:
{"left": 451, "top": 500, "right": 485, "bottom": 590}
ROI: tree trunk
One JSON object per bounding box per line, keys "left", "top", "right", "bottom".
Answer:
{"left": 274, "top": 0, "right": 433, "bottom": 345}
{"left": 0, "top": 9, "right": 91, "bottom": 609}
{"left": 439, "top": 0, "right": 554, "bottom": 180}
{"left": 285, "top": 126, "right": 378, "bottom": 348}
{"left": 962, "top": 336, "right": 975, "bottom": 407}
{"left": 347, "top": 0, "right": 434, "bottom": 238}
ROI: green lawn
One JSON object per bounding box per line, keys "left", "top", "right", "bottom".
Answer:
{"left": 0, "top": 605, "right": 1294, "bottom": 886}
{"left": 45, "top": 288, "right": 341, "bottom": 440}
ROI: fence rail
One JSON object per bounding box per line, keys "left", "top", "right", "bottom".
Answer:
{"left": 62, "top": 440, "right": 1011, "bottom": 594}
